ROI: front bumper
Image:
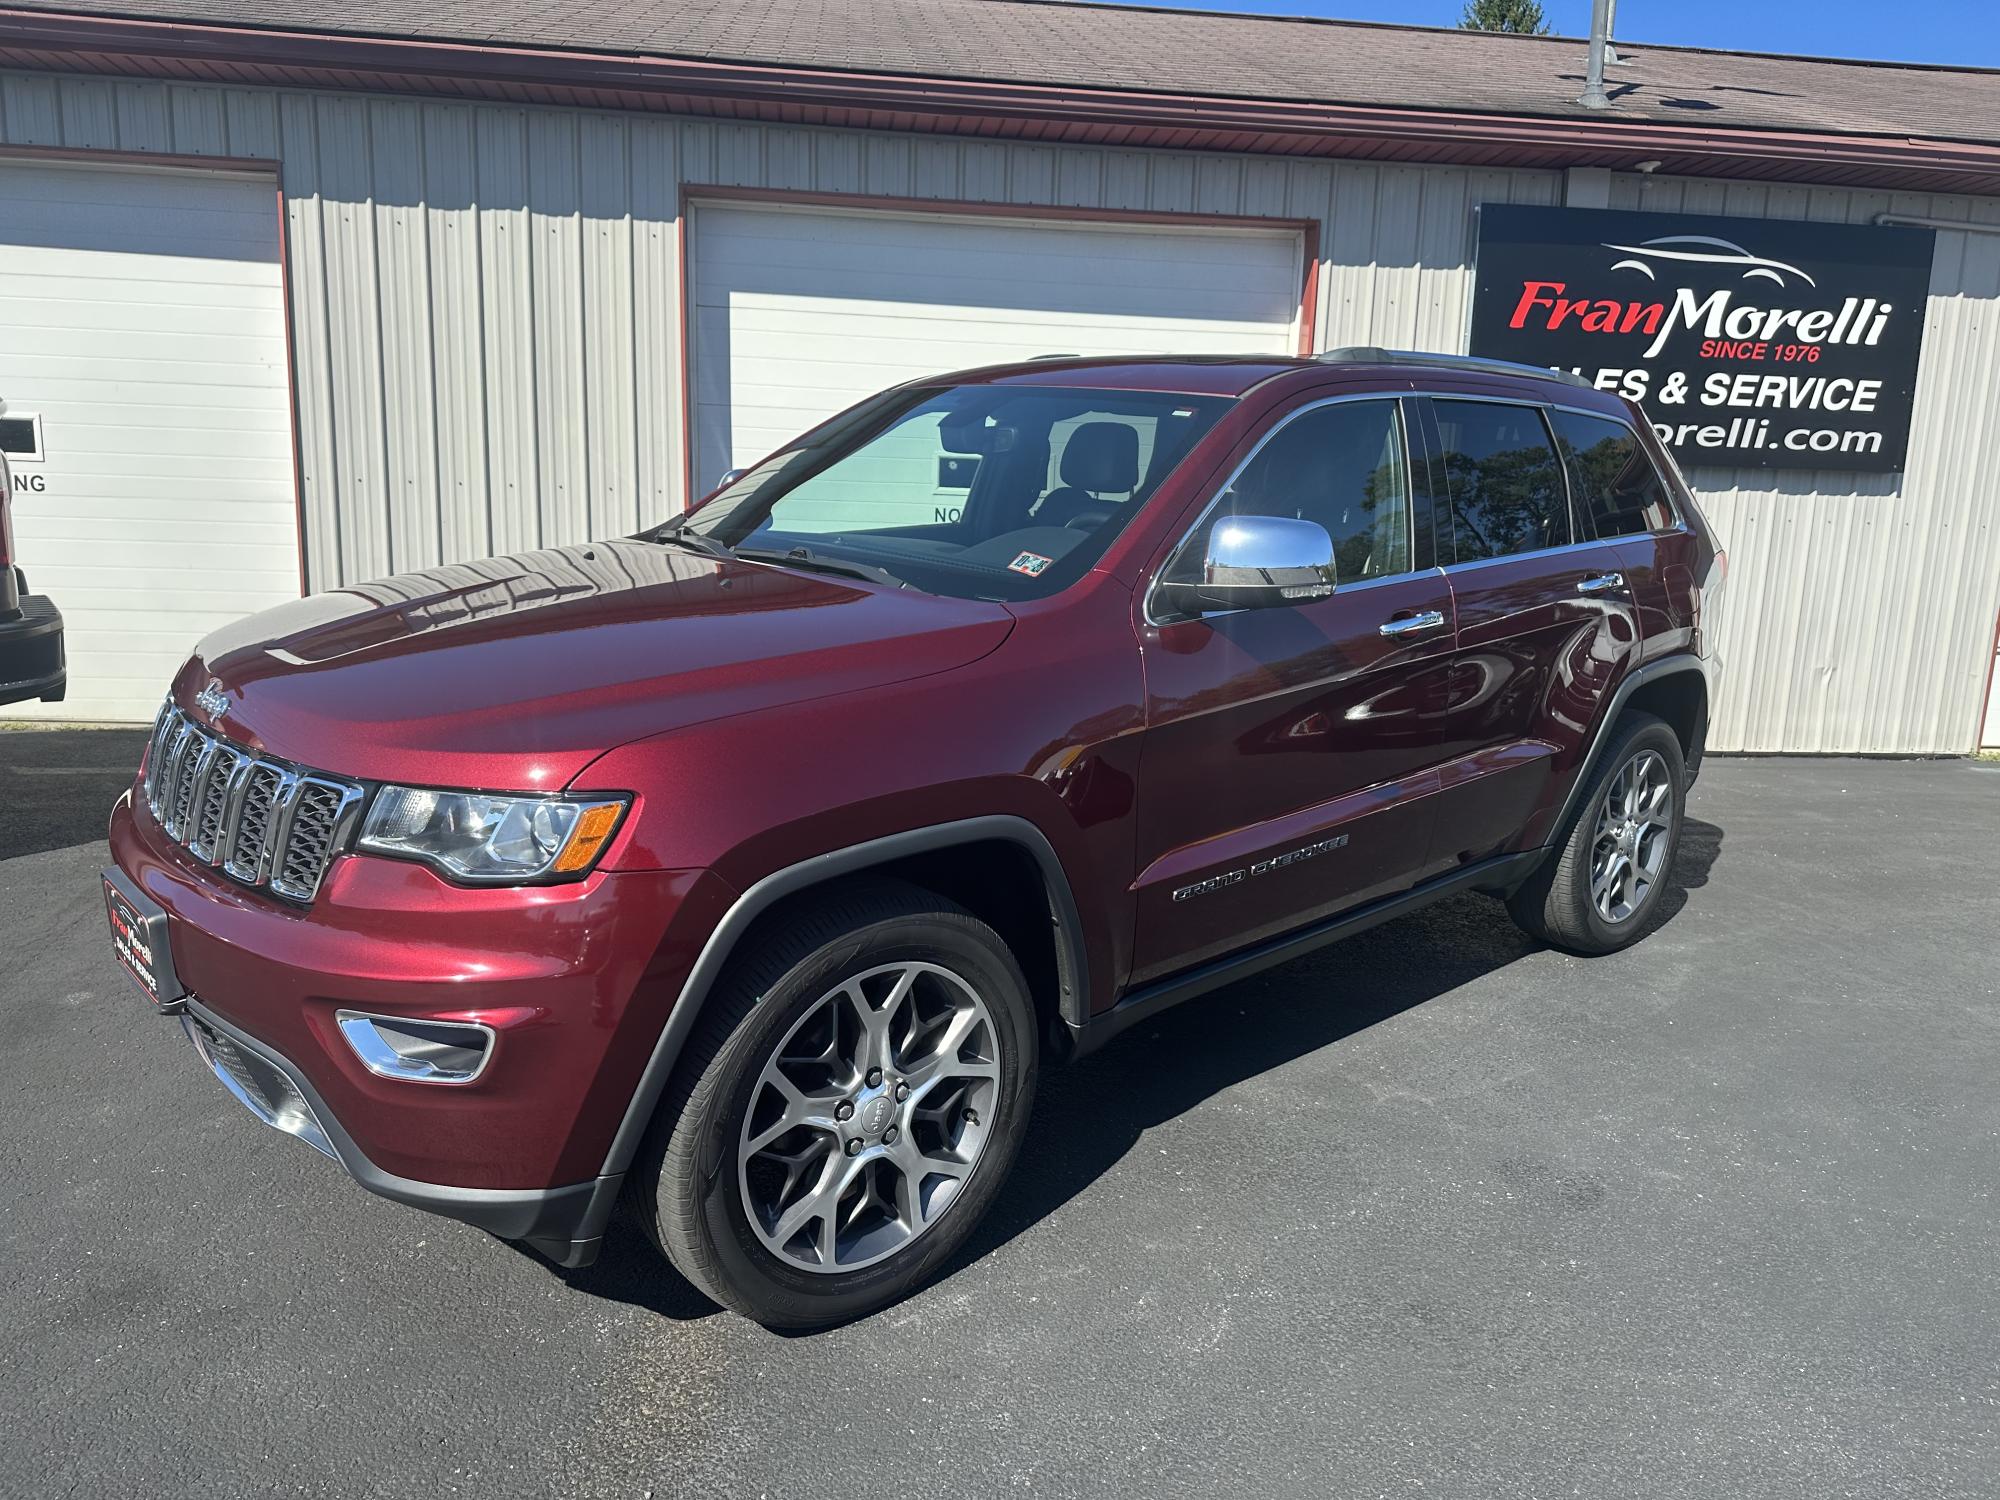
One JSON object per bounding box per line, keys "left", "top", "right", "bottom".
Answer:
{"left": 0, "top": 594, "right": 65, "bottom": 706}
{"left": 178, "top": 998, "right": 614, "bottom": 1265}
{"left": 108, "top": 788, "right": 737, "bottom": 1266}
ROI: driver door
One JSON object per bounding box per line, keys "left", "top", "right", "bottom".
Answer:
{"left": 1128, "top": 396, "right": 1458, "bottom": 989}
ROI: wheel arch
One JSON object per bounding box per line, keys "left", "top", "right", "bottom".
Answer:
{"left": 1544, "top": 655, "right": 1708, "bottom": 851}
{"left": 598, "top": 815, "right": 1087, "bottom": 1181}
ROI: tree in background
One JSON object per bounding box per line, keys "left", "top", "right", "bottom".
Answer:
{"left": 1458, "top": 0, "right": 1551, "bottom": 33}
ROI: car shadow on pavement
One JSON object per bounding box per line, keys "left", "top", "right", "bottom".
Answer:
{"left": 555, "top": 816, "right": 1724, "bottom": 1329}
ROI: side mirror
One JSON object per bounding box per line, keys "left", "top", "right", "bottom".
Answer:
{"left": 1155, "top": 514, "right": 1336, "bottom": 618}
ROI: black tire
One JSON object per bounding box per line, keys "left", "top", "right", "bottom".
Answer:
{"left": 632, "top": 878, "right": 1038, "bottom": 1329}
{"left": 1506, "top": 712, "right": 1686, "bottom": 956}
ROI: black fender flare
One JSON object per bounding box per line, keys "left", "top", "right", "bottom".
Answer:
{"left": 597, "top": 814, "right": 1088, "bottom": 1181}
{"left": 1543, "top": 654, "right": 1708, "bottom": 850}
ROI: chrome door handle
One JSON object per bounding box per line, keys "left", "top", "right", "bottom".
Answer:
{"left": 1379, "top": 609, "right": 1447, "bottom": 639}
{"left": 1577, "top": 572, "right": 1626, "bottom": 594}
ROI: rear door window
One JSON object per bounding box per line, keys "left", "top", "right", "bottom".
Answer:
{"left": 1432, "top": 400, "right": 1572, "bottom": 564}
{"left": 1548, "top": 409, "right": 1680, "bottom": 538}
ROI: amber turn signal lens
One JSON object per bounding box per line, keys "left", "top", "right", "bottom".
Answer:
{"left": 552, "top": 802, "right": 625, "bottom": 874}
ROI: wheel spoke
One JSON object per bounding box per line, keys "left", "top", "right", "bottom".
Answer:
{"left": 1591, "top": 851, "right": 1628, "bottom": 916}
{"left": 888, "top": 1139, "right": 972, "bottom": 1229}
{"left": 903, "top": 1004, "right": 993, "bottom": 1092}
{"left": 745, "top": 1067, "right": 841, "bottom": 1152}
{"left": 769, "top": 1154, "right": 845, "bottom": 1251}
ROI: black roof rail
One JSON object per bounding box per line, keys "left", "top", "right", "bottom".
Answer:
{"left": 1312, "top": 346, "right": 1593, "bottom": 389}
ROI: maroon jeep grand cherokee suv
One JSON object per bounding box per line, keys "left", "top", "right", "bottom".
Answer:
{"left": 103, "top": 349, "right": 1722, "bottom": 1326}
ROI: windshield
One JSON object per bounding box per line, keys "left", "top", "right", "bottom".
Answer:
{"left": 673, "top": 385, "right": 1232, "bottom": 601}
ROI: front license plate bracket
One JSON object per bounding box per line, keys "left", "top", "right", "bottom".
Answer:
{"left": 102, "top": 866, "right": 188, "bottom": 1010}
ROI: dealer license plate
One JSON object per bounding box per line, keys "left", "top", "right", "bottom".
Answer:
{"left": 102, "top": 868, "right": 187, "bottom": 1008}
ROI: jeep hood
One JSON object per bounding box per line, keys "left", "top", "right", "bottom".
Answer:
{"left": 175, "top": 541, "right": 1014, "bottom": 790}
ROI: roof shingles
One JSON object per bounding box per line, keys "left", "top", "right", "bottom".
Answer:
{"left": 4, "top": 0, "right": 1998, "bottom": 148}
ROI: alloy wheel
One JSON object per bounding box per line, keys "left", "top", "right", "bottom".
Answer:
{"left": 1589, "top": 748, "right": 1673, "bottom": 924}
{"left": 737, "top": 961, "right": 1001, "bottom": 1273}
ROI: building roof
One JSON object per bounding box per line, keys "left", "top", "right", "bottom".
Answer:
{"left": 5, "top": 0, "right": 2000, "bottom": 196}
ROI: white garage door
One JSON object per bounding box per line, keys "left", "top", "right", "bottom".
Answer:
{"left": 0, "top": 160, "right": 301, "bottom": 723}
{"left": 689, "top": 201, "right": 1306, "bottom": 497}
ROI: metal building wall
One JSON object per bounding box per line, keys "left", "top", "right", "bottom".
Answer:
{"left": 0, "top": 70, "right": 1560, "bottom": 590}
{"left": 1604, "top": 172, "right": 2000, "bottom": 755}
{"left": 1, "top": 70, "right": 1995, "bottom": 752}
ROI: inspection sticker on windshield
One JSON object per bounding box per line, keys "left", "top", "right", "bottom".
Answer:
{"left": 1008, "top": 551, "right": 1054, "bottom": 577}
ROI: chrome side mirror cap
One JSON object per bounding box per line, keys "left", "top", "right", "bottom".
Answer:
{"left": 1156, "top": 514, "right": 1336, "bottom": 618}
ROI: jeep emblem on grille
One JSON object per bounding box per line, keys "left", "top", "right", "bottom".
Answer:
{"left": 193, "top": 680, "right": 229, "bottom": 719}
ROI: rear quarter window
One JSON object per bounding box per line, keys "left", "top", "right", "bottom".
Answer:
{"left": 1548, "top": 409, "right": 1680, "bottom": 539}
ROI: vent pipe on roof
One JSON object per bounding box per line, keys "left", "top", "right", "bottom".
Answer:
{"left": 1577, "top": 0, "right": 1613, "bottom": 109}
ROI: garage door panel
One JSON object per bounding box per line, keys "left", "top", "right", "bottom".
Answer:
{"left": 703, "top": 271, "right": 1299, "bottom": 325}
{"left": 703, "top": 216, "right": 1296, "bottom": 285}
{"left": 12, "top": 425, "right": 294, "bottom": 464}
{"left": 716, "top": 304, "right": 1299, "bottom": 347}
{"left": 0, "top": 161, "right": 301, "bottom": 724}
{"left": 692, "top": 202, "right": 1304, "bottom": 493}
{"left": 0, "top": 294, "right": 289, "bottom": 340}
{"left": 0, "top": 245, "right": 281, "bottom": 287}
{"left": 2, "top": 327, "right": 290, "bottom": 367}
{"left": 0, "top": 373, "right": 291, "bottom": 410}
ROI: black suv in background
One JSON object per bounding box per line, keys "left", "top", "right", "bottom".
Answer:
{"left": 0, "top": 450, "right": 65, "bottom": 707}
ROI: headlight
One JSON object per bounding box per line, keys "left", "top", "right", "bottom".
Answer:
{"left": 358, "top": 787, "right": 627, "bottom": 883}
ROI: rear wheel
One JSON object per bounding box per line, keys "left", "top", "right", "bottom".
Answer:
{"left": 1507, "top": 713, "right": 1685, "bottom": 955}
{"left": 634, "top": 880, "right": 1037, "bottom": 1328}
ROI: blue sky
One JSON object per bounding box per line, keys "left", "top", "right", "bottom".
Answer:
{"left": 1115, "top": 1, "right": 2000, "bottom": 68}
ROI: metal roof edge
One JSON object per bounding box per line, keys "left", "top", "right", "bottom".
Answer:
{"left": 3, "top": 7, "right": 1998, "bottom": 196}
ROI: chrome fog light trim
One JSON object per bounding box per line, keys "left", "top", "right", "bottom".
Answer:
{"left": 335, "top": 1011, "right": 496, "bottom": 1085}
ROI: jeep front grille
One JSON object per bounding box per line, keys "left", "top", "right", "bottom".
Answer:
{"left": 143, "top": 703, "right": 365, "bottom": 904}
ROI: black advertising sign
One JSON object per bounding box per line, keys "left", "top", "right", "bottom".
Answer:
{"left": 1469, "top": 204, "right": 1934, "bottom": 471}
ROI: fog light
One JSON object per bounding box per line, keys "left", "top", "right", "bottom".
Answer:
{"left": 336, "top": 1011, "right": 494, "bottom": 1085}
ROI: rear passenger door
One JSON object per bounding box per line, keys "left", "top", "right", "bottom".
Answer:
{"left": 1421, "top": 396, "right": 1641, "bottom": 865}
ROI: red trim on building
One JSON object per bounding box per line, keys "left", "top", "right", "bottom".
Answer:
{"left": 4, "top": 9, "right": 2000, "bottom": 198}
{"left": 674, "top": 186, "right": 1323, "bottom": 503}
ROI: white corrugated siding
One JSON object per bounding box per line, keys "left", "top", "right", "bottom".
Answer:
{"left": 0, "top": 70, "right": 1995, "bottom": 750}
{"left": 0, "top": 71, "right": 1559, "bottom": 601}
{"left": 1606, "top": 173, "right": 2000, "bottom": 754}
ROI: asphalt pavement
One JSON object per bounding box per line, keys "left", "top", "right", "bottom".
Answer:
{"left": 2, "top": 732, "right": 1996, "bottom": 1498}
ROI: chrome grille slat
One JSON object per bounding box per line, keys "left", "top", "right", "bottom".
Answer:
{"left": 188, "top": 747, "right": 245, "bottom": 863}
{"left": 166, "top": 732, "right": 213, "bottom": 841}
{"left": 144, "top": 704, "right": 363, "bottom": 905}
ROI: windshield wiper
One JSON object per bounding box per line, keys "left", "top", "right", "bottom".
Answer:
{"left": 733, "top": 546, "right": 908, "bottom": 589}
{"left": 647, "top": 524, "right": 735, "bottom": 561}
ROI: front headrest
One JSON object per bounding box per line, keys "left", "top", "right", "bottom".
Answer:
{"left": 1058, "top": 422, "right": 1140, "bottom": 494}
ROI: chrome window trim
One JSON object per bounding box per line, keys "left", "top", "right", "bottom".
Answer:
{"left": 1143, "top": 392, "right": 1422, "bottom": 628}
{"left": 1437, "top": 536, "right": 1628, "bottom": 578}
{"left": 1145, "top": 385, "right": 1693, "bottom": 628}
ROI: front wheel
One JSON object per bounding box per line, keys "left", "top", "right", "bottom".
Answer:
{"left": 1507, "top": 712, "right": 1686, "bottom": 955}
{"left": 634, "top": 880, "right": 1038, "bottom": 1328}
